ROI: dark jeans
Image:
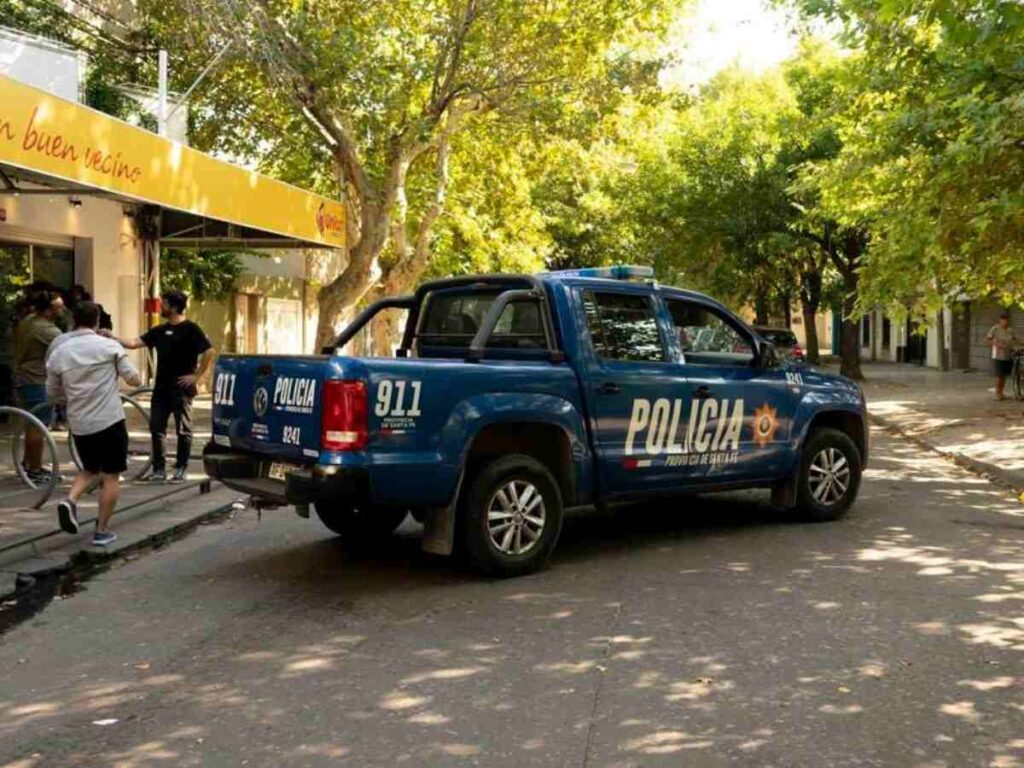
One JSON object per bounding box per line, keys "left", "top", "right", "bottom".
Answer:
{"left": 150, "top": 387, "right": 194, "bottom": 471}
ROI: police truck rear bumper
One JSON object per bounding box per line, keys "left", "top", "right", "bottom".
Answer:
{"left": 202, "top": 444, "right": 371, "bottom": 507}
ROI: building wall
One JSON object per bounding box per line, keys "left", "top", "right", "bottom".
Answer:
{"left": 0, "top": 190, "right": 143, "bottom": 359}
{"left": 185, "top": 248, "right": 346, "bottom": 363}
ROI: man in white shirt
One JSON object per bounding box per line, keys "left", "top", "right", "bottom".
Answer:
{"left": 46, "top": 302, "right": 141, "bottom": 546}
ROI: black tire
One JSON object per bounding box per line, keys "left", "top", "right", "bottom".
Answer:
{"left": 796, "top": 427, "right": 862, "bottom": 522}
{"left": 1013, "top": 357, "right": 1024, "bottom": 401}
{"left": 460, "top": 454, "right": 564, "bottom": 577}
{"left": 314, "top": 503, "right": 409, "bottom": 540}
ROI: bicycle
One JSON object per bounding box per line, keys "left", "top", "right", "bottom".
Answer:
{"left": 1012, "top": 349, "right": 1024, "bottom": 401}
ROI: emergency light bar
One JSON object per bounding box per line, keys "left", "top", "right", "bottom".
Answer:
{"left": 545, "top": 265, "right": 655, "bottom": 280}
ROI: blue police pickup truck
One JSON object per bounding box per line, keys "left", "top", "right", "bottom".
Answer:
{"left": 204, "top": 266, "right": 868, "bottom": 576}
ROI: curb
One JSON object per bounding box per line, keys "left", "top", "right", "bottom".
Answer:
{"left": 868, "top": 412, "right": 1024, "bottom": 495}
{"left": 1, "top": 496, "right": 236, "bottom": 603}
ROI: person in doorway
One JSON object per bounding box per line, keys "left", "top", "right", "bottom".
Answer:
{"left": 13, "top": 288, "right": 64, "bottom": 483}
{"left": 987, "top": 311, "right": 1021, "bottom": 401}
{"left": 46, "top": 302, "right": 141, "bottom": 546}
{"left": 106, "top": 290, "right": 214, "bottom": 483}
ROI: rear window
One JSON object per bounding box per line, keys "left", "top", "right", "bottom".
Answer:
{"left": 417, "top": 290, "right": 547, "bottom": 351}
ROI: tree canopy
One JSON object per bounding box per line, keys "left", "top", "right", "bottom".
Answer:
{"left": 6, "top": 0, "right": 1024, "bottom": 372}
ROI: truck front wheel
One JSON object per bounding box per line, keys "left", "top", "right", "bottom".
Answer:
{"left": 796, "top": 428, "right": 862, "bottom": 522}
{"left": 314, "top": 503, "right": 408, "bottom": 542}
{"left": 461, "top": 454, "right": 564, "bottom": 577}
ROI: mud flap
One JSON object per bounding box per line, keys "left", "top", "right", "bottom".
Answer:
{"left": 771, "top": 473, "right": 798, "bottom": 508}
{"left": 421, "top": 471, "right": 464, "bottom": 556}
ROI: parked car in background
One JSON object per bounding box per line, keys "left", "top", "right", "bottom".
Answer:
{"left": 755, "top": 327, "right": 805, "bottom": 363}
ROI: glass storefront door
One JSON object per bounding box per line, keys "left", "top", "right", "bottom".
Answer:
{"left": 0, "top": 240, "right": 74, "bottom": 405}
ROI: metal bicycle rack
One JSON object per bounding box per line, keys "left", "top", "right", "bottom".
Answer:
{"left": 3, "top": 388, "right": 154, "bottom": 509}
{"left": 0, "top": 405, "right": 62, "bottom": 509}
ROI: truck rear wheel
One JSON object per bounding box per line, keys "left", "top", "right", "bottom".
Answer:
{"left": 461, "top": 454, "right": 564, "bottom": 577}
{"left": 314, "top": 503, "right": 408, "bottom": 541}
{"left": 796, "top": 428, "right": 862, "bottom": 522}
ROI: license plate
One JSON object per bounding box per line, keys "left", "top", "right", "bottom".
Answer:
{"left": 267, "top": 462, "right": 292, "bottom": 481}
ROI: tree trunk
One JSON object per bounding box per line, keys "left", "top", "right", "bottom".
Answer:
{"left": 782, "top": 293, "right": 792, "bottom": 329}
{"left": 936, "top": 309, "right": 949, "bottom": 371}
{"left": 313, "top": 208, "right": 389, "bottom": 352}
{"left": 802, "top": 303, "right": 820, "bottom": 365}
{"left": 839, "top": 270, "right": 863, "bottom": 380}
{"left": 371, "top": 307, "right": 403, "bottom": 357}
{"left": 754, "top": 291, "right": 770, "bottom": 326}
{"left": 799, "top": 259, "right": 823, "bottom": 365}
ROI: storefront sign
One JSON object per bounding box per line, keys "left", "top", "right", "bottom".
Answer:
{"left": 0, "top": 74, "right": 345, "bottom": 248}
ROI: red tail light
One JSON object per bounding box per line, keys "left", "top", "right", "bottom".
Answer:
{"left": 793, "top": 344, "right": 805, "bottom": 358}
{"left": 321, "top": 380, "right": 368, "bottom": 451}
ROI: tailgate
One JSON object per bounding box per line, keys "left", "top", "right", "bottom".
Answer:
{"left": 211, "top": 355, "right": 329, "bottom": 462}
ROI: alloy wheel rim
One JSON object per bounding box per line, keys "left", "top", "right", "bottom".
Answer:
{"left": 487, "top": 479, "right": 546, "bottom": 556}
{"left": 808, "top": 447, "right": 851, "bottom": 506}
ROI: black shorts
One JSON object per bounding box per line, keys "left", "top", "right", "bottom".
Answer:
{"left": 994, "top": 359, "right": 1014, "bottom": 377}
{"left": 73, "top": 420, "right": 129, "bottom": 475}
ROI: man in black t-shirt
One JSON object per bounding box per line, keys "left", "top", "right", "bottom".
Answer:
{"left": 108, "top": 290, "right": 214, "bottom": 483}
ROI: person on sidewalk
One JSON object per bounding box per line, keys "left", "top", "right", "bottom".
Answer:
{"left": 986, "top": 311, "right": 1021, "bottom": 401}
{"left": 105, "top": 290, "right": 214, "bottom": 483}
{"left": 14, "top": 288, "right": 64, "bottom": 484}
{"left": 45, "top": 301, "right": 141, "bottom": 547}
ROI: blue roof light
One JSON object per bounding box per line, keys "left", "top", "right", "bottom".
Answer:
{"left": 543, "top": 265, "right": 655, "bottom": 281}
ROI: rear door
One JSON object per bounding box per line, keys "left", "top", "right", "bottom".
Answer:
{"left": 211, "top": 355, "right": 329, "bottom": 463}
{"left": 576, "top": 287, "right": 705, "bottom": 497}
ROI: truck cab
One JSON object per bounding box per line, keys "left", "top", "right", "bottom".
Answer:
{"left": 204, "top": 266, "right": 868, "bottom": 576}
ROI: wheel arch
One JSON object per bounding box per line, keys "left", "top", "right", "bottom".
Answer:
{"left": 439, "top": 392, "right": 593, "bottom": 508}
{"left": 464, "top": 422, "right": 576, "bottom": 506}
{"left": 800, "top": 407, "right": 867, "bottom": 464}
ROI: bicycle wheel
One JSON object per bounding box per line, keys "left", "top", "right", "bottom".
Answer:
{"left": 1014, "top": 357, "right": 1024, "bottom": 401}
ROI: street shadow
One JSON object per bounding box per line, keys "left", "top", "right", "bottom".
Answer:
{"left": 3, "top": 431, "right": 1024, "bottom": 766}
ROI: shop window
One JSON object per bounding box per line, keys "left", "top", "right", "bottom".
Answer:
{"left": 32, "top": 246, "right": 74, "bottom": 292}
{"left": 0, "top": 242, "right": 31, "bottom": 405}
{"left": 882, "top": 317, "right": 891, "bottom": 349}
{"left": 862, "top": 315, "right": 871, "bottom": 346}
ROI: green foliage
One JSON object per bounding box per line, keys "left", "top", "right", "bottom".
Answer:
{"left": 788, "top": 0, "right": 1024, "bottom": 315}
{"left": 160, "top": 250, "right": 248, "bottom": 301}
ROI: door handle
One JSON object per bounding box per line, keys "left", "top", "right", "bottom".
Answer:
{"left": 597, "top": 381, "right": 622, "bottom": 395}
{"left": 693, "top": 385, "right": 713, "bottom": 399}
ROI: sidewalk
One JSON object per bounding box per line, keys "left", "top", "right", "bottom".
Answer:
{"left": 0, "top": 478, "right": 239, "bottom": 602}
{"left": 855, "top": 361, "right": 1024, "bottom": 490}
{"left": 0, "top": 396, "right": 231, "bottom": 602}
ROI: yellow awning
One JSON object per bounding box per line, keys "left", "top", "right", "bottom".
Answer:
{"left": 0, "top": 73, "right": 346, "bottom": 249}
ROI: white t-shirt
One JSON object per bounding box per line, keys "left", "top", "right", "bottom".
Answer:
{"left": 45, "top": 330, "right": 139, "bottom": 436}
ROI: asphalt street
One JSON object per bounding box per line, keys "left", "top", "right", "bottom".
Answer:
{"left": 1, "top": 428, "right": 1023, "bottom": 768}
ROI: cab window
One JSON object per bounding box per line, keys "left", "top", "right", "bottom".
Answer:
{"left": 666, "top": 299, "right": 754, "bottom": 366}
{"left": 582, "top": 290, "right": 666, "bottom": 363}
{"left": 417, "top": 290, "right": 546, "bottom": 351}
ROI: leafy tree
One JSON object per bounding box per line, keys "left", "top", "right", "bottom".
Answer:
{"left": 160, "top": 249, "right": 248, "bottom": 301}
{"left": 788, "top": 0, "right": 1024, "bottom": 320}
{"left": 626, "top": 49, "right": 857, "bottom": 370}
{"left": 169, "top": 0, "right": 677, "bottom": 349}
